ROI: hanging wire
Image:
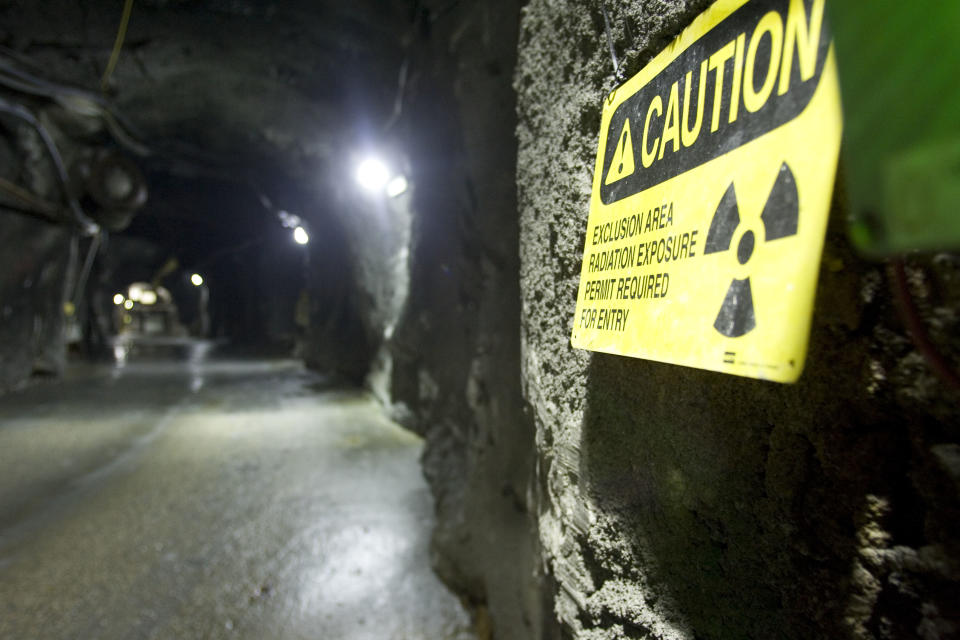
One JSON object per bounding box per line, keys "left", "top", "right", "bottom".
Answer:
{"left": 0, "top": 176, "right": 61, "bottom": 220}
{"left": 599, "top": 1, "right": 628, "bottom": 104}
{"left": 0, "top": 56, "right": 151, "bottom": 156}
{"left": 70, "top": 231, "right": 104, "bottom": 307}
{"left": 0, "top": 53, "right": 248, "bottom": 175}
{"left": 599, "top": 1, "right": 621, "bottom": 78}
{"left": 101, "top": 0, "right": 135, "bottom": 91}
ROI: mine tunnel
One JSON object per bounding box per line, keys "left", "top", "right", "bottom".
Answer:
{"left": 1, "top": 1, "right": 959, "bottom": 639}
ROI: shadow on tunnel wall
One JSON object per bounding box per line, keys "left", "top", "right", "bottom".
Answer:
{"left": 577, "top": 218, "right": 960, "bottom": 637}
{"left": 302, "top": 208, "right": 375, "bottom": 386}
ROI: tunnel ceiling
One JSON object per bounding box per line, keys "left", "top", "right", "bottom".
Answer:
{"left": 3, "top": 0, "right": 410, "bottom": 154}
{"left": 0, "top": 0, "right": 414, "bottom": 260}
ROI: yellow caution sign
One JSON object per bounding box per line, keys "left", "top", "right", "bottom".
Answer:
{"left": 571, "top": 0, "right": 842, "bottom": 383}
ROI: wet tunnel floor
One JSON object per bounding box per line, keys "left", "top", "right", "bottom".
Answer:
{"left": 0, "top": 346, "right": 475, "bottom": 640}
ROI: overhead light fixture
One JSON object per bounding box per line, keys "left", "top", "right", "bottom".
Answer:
{"left": 113, "top": 293, "right": 125, "bottom": 305}
{"left": 123, "top": 299, "right": 134, "bottom": 310}
{"left": 128, "top": 283, "right": 144, "bottom": 301}
{"left": 355, "top": 156, "right": 390, "bottom": 192}
{"left": 277, "top": 209, "right": 303, "bottom": 229}
{"left": 293, "top": 226, "right": 310, "bottom": 245}
{"left": 191, "top": 273, "right": 204, "bottom": 287}
{"left": 140, "top": 290, "right": 157, "bottom": 305}
{"left": 386, "top": 175, "right": 408, "bottom": 198}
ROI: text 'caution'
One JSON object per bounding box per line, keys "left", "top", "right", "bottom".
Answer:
{"left": 571, "top": 0, "right": 842, "bottom": 383}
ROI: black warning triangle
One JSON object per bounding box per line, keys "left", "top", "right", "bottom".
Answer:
{"left": 761, "top": 163, "right": 799, "bottom": 241}
{"left": 714, "top": 277, "right": 756, "bottom": 338}
{"left": 604, "top": 119, "right": 635, "bottom": 185}
{"left": 704, "top": 182, "right": 740, "bottom": 255}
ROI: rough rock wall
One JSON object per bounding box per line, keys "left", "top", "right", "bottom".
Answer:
{"left": 516, "top": 2, "right": 959, "bottom": 639}
{"left": 0, "top": 217, "right": 75, "bottom": 391}
{"left": 301, "top": 207, "right": 378, "bottom": 384}
{"left": 0, "top": 112, "right": 79, "bottom": 392}
{"left": 377, "top": 1, "right": 550, "bottom": 637}
{"left": 307, "top": 165, "right": 415, "bottom": 387}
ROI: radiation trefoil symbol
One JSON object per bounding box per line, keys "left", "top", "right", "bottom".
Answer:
{"left": 703, "top": 162, "right": 799, "bottom": 338}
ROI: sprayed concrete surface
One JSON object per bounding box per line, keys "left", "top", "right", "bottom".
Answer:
{"left": 516, "top": 1, "right": 960, "bottom": 637}
{"left": 0, "top": 346, "right": 475, "bottom": 640}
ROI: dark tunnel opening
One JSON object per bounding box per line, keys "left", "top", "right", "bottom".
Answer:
{"left": 0, "top": 2, "right": 540, "bottom": 637}
{"left": 1, "top": 1, "right": 959, "bottom": 640}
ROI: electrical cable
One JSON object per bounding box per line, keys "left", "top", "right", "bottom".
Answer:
{"left": 0, "top": 202, "right": 63, "bottom": 224}
{"left": 71, "top": 231, "right": 103, "bottom": 307}
{"left": 0, "top": 59, "right": 112, "bottom": 109}
{"left": 0, "top": 53, "right": 252, "bottom": 196}
{"left": 100, "top": 110, "right": 151, "bottom": 156}
{"left": 101, "top": 0, "right": 135, "bottom": 91}
{"left": 0, "top": 96, "right": 99, "bottom": 234}
{"left": 0, "top": 74, "right": 151, "bottom": 156}
{"left": 599, "top": 1, "right": 621, "bottom": 77}
{"left": 0, "top": 54, "right": 257, "bottom": 170}
{"left": 0, "top": 57, "right": 152, "bottom": 156}
{"left": 0, "top": 176, "right": 61, "bottom": 218}
{"left": 889, "top": 258, "right": 960, "bottom": 393}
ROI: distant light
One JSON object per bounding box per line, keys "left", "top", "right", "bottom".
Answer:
{"left": 277, "top": 210, "right": 302, "bottom": 229}
{"left": 128, "top": 283, "right": 144, "bottom": 302}
{"left": 123, "top": 299, "right": 134, "bottom": 310}
{"left": 140, "top": 290, "right": 157, "bottom": 305}
{"left": 113, "top": 293, "right": 125, "bottom": 305}
{"left": 191, "top": 273, "right": 204, "bottom": 287}
{"left": 293, "top": 226, "right": 310, "bottom": 245}
{"left": 355, "top": 157, "right": 390, "bottom": 192}
{"left": 386, "top": 175, "right": 408, "bottom": 198}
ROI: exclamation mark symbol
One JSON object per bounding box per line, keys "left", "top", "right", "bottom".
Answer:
{"left": 604, "top": 118, "right": 635, "bottom": 185}
{"left": 618, "top": 130, "right": 628, "bottom": 174}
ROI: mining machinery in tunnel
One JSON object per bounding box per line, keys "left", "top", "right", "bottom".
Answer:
{"left": 1, "top": 1, "right": 960, "bottom": 639}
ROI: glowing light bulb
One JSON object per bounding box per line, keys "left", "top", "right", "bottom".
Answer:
{"left": 293, "top": 226, "right": 310, "bottom": 245}
{"left": 113, "top": 293, "right": 125, "bottom": 305}
{"left": 123, "top": 299, "right": 134, "bottom": 310}
{"left": 386, "top": 175, "right": 408, "bottom": 197}
{"left": 355, "top": 157, "right": 390, "bottom": 192}
{"left": 191, "top": 273, "right": 204, "bottom": 286}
